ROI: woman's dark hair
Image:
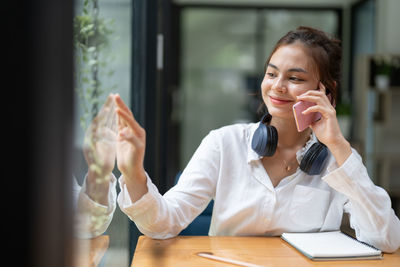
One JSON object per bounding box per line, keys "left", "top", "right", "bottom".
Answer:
{"left": 260, "top": 26, "right": 341, "bottom": 113}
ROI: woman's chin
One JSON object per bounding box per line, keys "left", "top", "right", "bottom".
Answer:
{"left": 266, "top": 105, "right": 293, "bottom": 119}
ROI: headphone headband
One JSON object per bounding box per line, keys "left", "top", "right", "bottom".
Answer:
{"left": 251, "top": 113, "right": 328, "bottom": 175}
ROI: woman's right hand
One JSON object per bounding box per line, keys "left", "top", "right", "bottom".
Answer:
{"left": 115, "top": 94, "right": 148, "bottom": 198}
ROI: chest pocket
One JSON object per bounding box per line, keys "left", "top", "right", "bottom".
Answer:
{"left": 289, "top": 184, "right": 330, "bottom": 231}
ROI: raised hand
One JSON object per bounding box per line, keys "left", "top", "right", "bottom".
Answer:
{"left": 83, "top": 93, "right": 118, "bottom": 203}
{"left": 115, "top": 94, "right": 148, "bottom": 201}
{"left": 297, "top": 82, "right": 351, "bottom": 165}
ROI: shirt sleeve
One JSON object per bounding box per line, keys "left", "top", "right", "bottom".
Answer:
{"left": 74, "top": 173, "right": 117, "bottom": 239}
{"left": 117, "top": 130, "right": 220, "bottom": 239}
{"left": 322, "top": 149, "right": 400, "bottom": 252}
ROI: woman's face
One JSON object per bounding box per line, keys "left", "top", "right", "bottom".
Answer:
{"left": 261, "top": 43, "right": 320, "bottom": 120}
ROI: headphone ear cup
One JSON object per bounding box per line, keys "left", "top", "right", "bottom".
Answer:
{"left": 251, "top": 122, "right": 278, "bottom": 157}
{"left": 265, "top": 125, "right": 278, "bottom": 156}
{"left": 300, "top": 142, "right": 329, "bottom": 175}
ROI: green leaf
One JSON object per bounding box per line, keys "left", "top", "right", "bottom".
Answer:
{"left": 88, "top": 59, "right": 98, "bottom": 66}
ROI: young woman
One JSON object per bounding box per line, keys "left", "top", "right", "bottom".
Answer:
{"left": 115, "top": 26, "right": 400, "bottom": 252}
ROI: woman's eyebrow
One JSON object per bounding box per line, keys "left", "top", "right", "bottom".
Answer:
{"left": 288, "top": 67, "right": 308, "bottom": 73}
{"left": 267, "top": 63, "right": 308, "bottom": 74}
{"left": 267, "top": 63, "right": 278, "bottom": 70}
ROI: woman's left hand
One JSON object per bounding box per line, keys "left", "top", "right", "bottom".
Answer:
{"left": 297, "top": 82, "right": 351, "bottom": 165}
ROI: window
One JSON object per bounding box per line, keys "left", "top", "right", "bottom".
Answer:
{"left": 73, "top": 0, "right": 132, "bottom": 266}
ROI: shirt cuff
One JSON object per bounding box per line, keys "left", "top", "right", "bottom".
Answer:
{"left": 80, "top": 173, "right": 117, "bottom": 213}
{"left": 117, "top": 172, "right": 160, "bottom": 218}
{"left": 75, "top": 173, "right": 117, "bottom": 238}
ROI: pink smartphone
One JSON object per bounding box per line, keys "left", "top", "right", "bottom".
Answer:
{"left": 293, "top": 101, "right": 321, "bottom": 132}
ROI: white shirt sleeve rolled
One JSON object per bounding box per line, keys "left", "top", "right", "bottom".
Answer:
{"left": 74, "top": 174, "right": 117, "bottom": 239}
{"left": 118, "top": 131, "right": 219, "bottom": 239}
{"left": 322, "top": 149, "right": 400, "bottom": 252}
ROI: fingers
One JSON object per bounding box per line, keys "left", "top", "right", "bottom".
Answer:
{"left": 302, "top": 100, "right": 336, "bottom": 116}
{"left": 297, "top": 94, "right": 321, "bottom": 103}
{"left": 118, "top": 127, "right": 143, "bottom": 148}
{"left": 114, "top": 94, "right": 145, "bottom": 136}
{"left": 86, "top": 93, "right": 145, "bottom": 151}
{"left": 89, "top": 94, "right": 116, "bottom": 128}
{"left": 116, "top": 107, "right": 145, "bottom": 138}
{"left": 298, "top": 82, "right": 326, "bottom": 98}
{"left": 298, "top": 89, "right": 325, "bottom": 98}
{"left": 104, "top": 97, "right": 117, "bottom": 132}
{"left": 318, "top": 81, "right": 326, "bottom": 94}
{"left": 115, "top": 94, "right": 133, "bottom": 117}
{"left": 301, "top": 105, "right": 320, "bottom": 115}
{"left": 297, "top": 83, "right": 331, "bottom": 107}
{"left": 103, "top": 93, "right": 115, "bottom": 109}
{"left": 115, "top": 94, "right": 130, "bottom": 129}
{"left": 98, "top": 127, "right": 117, "bottom": 142}
{"left": 97, "top": 94, "right": 115, "bottom": 120}
{"left": 108, "top": 108, "right": 118, "bottom": 133}
{"left": 297, "top": 83, "right": 335, "bottom": 117}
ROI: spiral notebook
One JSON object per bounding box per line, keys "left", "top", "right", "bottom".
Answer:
{"left": 281, "top": 231, "right": 382, "bottom": 261}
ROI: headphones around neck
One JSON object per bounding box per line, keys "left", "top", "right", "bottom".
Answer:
{"left": 251, "top": 113, "right": 329, "bottom": 175}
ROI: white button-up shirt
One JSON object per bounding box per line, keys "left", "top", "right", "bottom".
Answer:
{"left": 117, "top": 123, "right": 400, "bottom": 252}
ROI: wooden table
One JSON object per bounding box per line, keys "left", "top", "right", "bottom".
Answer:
{"left": 74, "top": 235, "right": 109, "bottom": 267}
{"left": 131, "top": 236, "right": 400, "bottom": 267}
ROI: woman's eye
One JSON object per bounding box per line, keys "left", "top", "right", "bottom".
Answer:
{"left": 289, "top": 77, "right": 304, "bottom": 82}
{"left": 266, "top": 72, "right": 276, "bottom": 78}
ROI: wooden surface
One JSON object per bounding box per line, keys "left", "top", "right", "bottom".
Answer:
{"left": 74, "top": 235, "right": 109, "bottom": 267}
{"left": 132, "top": 235, "right": 400, "bottom": 267}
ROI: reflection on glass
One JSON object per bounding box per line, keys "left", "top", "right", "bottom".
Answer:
{"left": 75, "top": 94, "right": 117, "bottom": 234}
{"left": 73, "top": 94, "right": 118, "bottom": 266}
{"left": 73, "top": 0, "right": 131, "bottom": 266}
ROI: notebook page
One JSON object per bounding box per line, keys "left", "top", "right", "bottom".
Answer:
{"left": 281, "top": 231, "right": 381, "bottom": 258}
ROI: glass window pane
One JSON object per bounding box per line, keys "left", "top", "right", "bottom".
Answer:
{"left": 73, "top": 0, "right": 131, "bottom": 266}
{"left": 180, "top": 8, "right": 258, "bottom": 168}
{"left": 261, "top": 10, "right": 339, "bottom": 60}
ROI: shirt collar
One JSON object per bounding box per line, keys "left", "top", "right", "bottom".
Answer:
{"left": 247, "top": 123, "right": 262, "bottom": 163}
{"left": 246, "top": 123, "right": 318, "bottom": 164}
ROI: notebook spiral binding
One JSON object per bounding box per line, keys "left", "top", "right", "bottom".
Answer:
{"left": 342, "top": 232, "right": 381, "bottom": 251}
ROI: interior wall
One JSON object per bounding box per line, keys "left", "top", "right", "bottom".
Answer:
{"left": 376, "top": 0, "right": 400, "bottom": 54}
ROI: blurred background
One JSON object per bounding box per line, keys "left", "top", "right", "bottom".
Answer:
{"left": 21, "top": 0, "right": 400, "bottom": 266}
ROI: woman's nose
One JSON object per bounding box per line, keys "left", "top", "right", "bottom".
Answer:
{"left": 271, "top": 77, "right": 287, "bottom": 93}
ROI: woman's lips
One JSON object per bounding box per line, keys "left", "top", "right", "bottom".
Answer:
{"left": 269, "top": 95, "right": 293, "bottom": 105}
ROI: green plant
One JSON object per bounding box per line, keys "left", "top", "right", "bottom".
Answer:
{"left": 374, "top": 55, "right": 392, "bottom": 76}
{"left": 336, "top": 101, "right": 351, "bottom": 116}
{"left": 74, "top": 0, "right": 117, "bottom": 130}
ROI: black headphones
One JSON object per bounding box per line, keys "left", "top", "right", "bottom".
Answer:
{"left": 251, "top": 113, "right": 329, "bottom": 175}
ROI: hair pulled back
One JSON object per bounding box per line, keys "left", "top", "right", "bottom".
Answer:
{"left": 266, "top": 26, "right": 342, "bottom": 105}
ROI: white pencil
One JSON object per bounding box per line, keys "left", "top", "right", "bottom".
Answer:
{"left": 197, "top": 252, "right": 265, "bottom": 267}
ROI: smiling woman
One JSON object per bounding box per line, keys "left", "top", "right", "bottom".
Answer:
{"left": 260, "top": 27, "right": 345, "bottom": 183}
{"left": 113, "top": 25, "right": 400, "bottom": 253}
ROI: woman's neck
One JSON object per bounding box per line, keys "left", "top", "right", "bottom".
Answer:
{"left": 270, "top": 116, "right": 311, "bottom": 149}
